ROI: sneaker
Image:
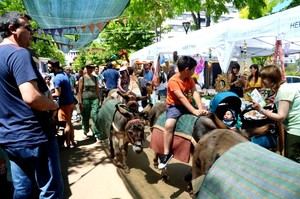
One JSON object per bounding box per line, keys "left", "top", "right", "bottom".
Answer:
{"left": 158, "top": 153, "right": 173, "bottom": 169}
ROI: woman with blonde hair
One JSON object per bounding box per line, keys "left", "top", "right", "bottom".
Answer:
{"left": 252, "top": 65, "right": 300, "bottom": 163}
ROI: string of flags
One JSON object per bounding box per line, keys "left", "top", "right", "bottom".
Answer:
{"left": 33, "top": 21, "right": 108, "bottom": 50}
{"left": 36, "top": 21, "right": 107, "bottom": 38}
{"left": 32, "top": 35, "right": 74, "bottom": 49}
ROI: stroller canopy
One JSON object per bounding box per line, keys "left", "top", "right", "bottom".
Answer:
{"left": 210, "top": 91, "right": 241, "bottom": 120}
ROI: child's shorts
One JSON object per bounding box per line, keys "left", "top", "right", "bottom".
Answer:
{"left": 166, "top": 105, "right": 189, "bottom": 119}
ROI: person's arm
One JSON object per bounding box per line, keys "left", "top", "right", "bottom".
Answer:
{"left": 228, "top": 74, "right": 235, "bottom": 86}
{"left": 94, "top": 76, "right": 101, "bottom": 101}
{"left": 51, "top": 76, "right": 61, "bottom": 98}
{"left": 192, "top": 88, "right": 204, "bottom": 110}
{"left": 53, "top": 87, "right": 61, "bottom": 97}
{"left": 19, "top": 80, "right": 58, "bottom": 111}
{"left": 173, "top": 90, "right": 194, "bottom": 111}
{"left": 173, "top": 90, "right": 204, "bottom": 116}
{"left": 253, "top": 100, "right": 290, "bottom": 122}
{"left": 77, "top": 77, "right": 83, "bottom": 104}
{"left": 244, "top": 80, "right": 250, "bottom": 92}
{"left": 257, "top": 77, "right": 262, "bottom": 88}
{"left": 77, "top": 77, "right": 84, "bottom": 112}
{"left": 117, "top": 77, "right": 126, "bottom": 93}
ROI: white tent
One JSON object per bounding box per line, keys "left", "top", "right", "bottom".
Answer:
{"left": 129, "top": 19, "right": 248, "bottom": 68}
{"left": 222, "top": 5, "right": 300, "bottom": 71}
{"left": 130, "top": 6, "right": 300, "bottom": 72}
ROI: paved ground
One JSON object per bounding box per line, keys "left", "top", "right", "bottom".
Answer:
{"left": 61, "top": 123, "right": 193, "bottom": 199}
{"left": 61, "top": 123, "right": 133, "bottom": 199}
{"left": 118, "top": 134, "right": 191, "bottom": 199}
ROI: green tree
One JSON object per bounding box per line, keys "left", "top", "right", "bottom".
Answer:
{"left": 72, "top": 50, "right": 87, "bottom": 71}
{"left": 287, "top": 0, "right": 300, "bottom": 9}
{"left": 251, "top": 56, "right": 270, "bottom": 66}
{"left": 100, "top": 20, "right": 155, "bottom": 53}
{"left": 0, "top": 0, "right": 24, "bottom": 15}
{"left": 30, "top": 37, "right": 65, "bottom": 64}
{"left": 125, "top": 0, "right": 267, "bottom": 30}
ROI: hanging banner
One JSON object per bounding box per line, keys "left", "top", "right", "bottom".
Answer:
{"left": 195, "top": 57, "right": 205, "bottom": 74}
{"left": 273, "top": 40, "right": 286, "bottom": 80}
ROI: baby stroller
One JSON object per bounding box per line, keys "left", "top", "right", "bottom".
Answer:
{"left": 210, "top": 91, "right": 242, "bottom": 129}
{"left": 240, "top": 104, "right": 278, "bottom": 150}
{"left": 210, "top": 91, "right": 278, "bottom": 150}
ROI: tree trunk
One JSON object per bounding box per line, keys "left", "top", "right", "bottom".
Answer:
{"left": 206, "top": 13, "right": 211, "bottom": 27}
{"left": 191, "top": 12, "right": 200, "bottom": 30}
{"left": 197, "top": 12, "right": 201, "bottom": 29}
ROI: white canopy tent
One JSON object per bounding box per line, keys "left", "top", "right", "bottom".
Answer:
{"left": 130, "top": 6, "right": 300, "bottom": 72}
{"left": 222, "top": 5, "right": 300, "bottom": 72}
{"left": 129, "top": 19, "right": 247, "bottom": 69}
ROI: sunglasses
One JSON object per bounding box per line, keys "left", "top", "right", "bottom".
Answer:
{"left": 19, "top": 24, "right": 35, "bottom": 33}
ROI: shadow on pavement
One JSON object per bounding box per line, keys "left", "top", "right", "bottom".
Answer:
{"left": 60, "top": 125, "right": 111, "bottom": 199}
{"left": 121, "top": 144, "right": 192, "bottom": 199}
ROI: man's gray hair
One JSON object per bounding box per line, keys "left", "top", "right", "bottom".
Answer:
{"left": 0, "top": 11, "right": 31, "bottom": 39}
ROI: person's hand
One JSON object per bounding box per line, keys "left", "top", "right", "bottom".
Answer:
{"left": 193, "top": 109, "right": 209, "bottom": 116}
{"left": 200, "top": 109, "right": 209, "bottom": 116}
{"left": 252, "top": 102, "right": 261, "bottom": 111}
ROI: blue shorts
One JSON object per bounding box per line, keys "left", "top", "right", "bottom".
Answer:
{"left": 166, "top": 105, "right": 189, "bottom": 119}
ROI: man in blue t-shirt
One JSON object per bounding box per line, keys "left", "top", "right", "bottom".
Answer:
{"left": 48, "top": 60, "right": 76, "bottom": 148}
{"left": 0, "top": 12, "right": 63, "bottom": 198}
{"left": 140, "top": 62, "right": 154, "bottom": 107}
{"left": 102, "top": 62, "right": 119, "bottom": 92}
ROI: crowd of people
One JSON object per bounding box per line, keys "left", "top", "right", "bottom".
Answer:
{"left": 0, "top": 11, "right": 299, "bottom": 199}
{"left": 0, "top": 11, "right": 173, "bottom": 198}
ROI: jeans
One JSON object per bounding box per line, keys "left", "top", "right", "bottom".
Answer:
{"left": 251, "top": 133, "right": 277, "bottom": 149}
{"left": 3, "top": 138, "right": 64, "bottom": 199}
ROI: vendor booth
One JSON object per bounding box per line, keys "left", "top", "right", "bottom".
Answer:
{"left": 130, "top": 6, "right": 300, "bottom": 73}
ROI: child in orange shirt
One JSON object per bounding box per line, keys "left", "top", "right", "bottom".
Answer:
{"left": 158, "top": 56, "right": 208, "bottom": 169}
